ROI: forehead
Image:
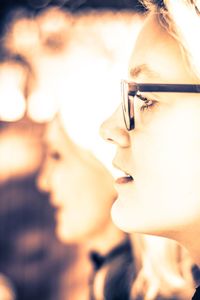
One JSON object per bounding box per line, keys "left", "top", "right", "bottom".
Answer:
{"left": 128, "top": 14, "right": 193, "bottom": 83}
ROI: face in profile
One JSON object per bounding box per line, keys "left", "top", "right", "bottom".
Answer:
{"left": 38, "top": 117, "right": 116, "bottom": 243}
{"left": 101, "top": 14, "right": 200, "bottom": 237}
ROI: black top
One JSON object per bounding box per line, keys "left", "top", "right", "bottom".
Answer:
{"left": 192, "top": 286, "right": 200, "bottom": 300}
{"left": 89, "top": 238, "right": 136, "bottom": 300}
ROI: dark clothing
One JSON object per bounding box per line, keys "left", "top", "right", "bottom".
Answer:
{"left": 192, "top": 264, "right": 200, "bottom": 300}
{"left": 89, "top": 238, "right": 136, "bottom": 300}
{"left": 192, "top": 286, "right": 200, "bottom": 300}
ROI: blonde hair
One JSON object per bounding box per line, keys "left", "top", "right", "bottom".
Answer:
{"left": 129, "top": 1, "right": 200, "bottom": 299}
{"left": 131, "top": 234, "right": 195, "bottom": 300}
{"left": 141, "top": 0, "right": 200, "bottom": 79}
{"left": 165, "top": 0, "right": 200, "bottom": 79}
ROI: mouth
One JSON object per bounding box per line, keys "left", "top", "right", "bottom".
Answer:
{"left": 115, "top": 174, "right": 133, "bottom": 184}
{"left": 113, "top": 163, "right": 134, "bottom": 184}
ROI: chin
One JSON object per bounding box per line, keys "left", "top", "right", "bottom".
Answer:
{"left": 111, "top": 197, "right": 180, "bottom": 236}
{"left": 111, "top": 199, "right": 136, "bottom": 233}
{"left": 56, "top": 224, "right": 90, "bottom": 244}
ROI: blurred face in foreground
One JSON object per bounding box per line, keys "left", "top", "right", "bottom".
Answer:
{"left": 38, "top": 117, "right": 116, "bottom": 243}
{"left": 100, "top": 14, "right": 200, "bottom": 238}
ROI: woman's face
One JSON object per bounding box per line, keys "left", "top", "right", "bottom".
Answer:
{"left": 38, "top": 117, "right": 116, "bottom": 243}
{"left": 100, "top": 14, "right": 200, "bottom": 236}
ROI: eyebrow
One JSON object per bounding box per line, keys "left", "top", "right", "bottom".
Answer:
{"left": 129, "top": 64, "right": 160, "bottom": 80}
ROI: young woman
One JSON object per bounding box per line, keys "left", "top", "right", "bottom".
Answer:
{"left": 37, "top": 115, "right": 135, "bottom": 300}
{"left": 100, "top": 0, "right": 200, "bottom": 299}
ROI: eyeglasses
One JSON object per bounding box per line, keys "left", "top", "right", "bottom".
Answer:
{"left": 121, "top": 80, "right": 200, "bottom": 131}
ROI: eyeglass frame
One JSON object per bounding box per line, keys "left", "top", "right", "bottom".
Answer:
{"left": 121, "top": 80, "right": 200, "bottom": 131}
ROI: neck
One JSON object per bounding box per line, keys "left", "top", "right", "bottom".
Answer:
{"left": 86, "top": 220, "right": 126, "bottom": 256}
{"left": 165, "top": 225, "right": 200, "bottom": 267}
{"left": 179, "top": 233, "right": 200, "bottom": 267}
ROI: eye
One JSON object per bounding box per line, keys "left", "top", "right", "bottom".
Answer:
{"left": 50, "top": 150, "right": 61, "bottom": 161}
{"left": 136, "top": 93, "right": 157, "bottom": 111}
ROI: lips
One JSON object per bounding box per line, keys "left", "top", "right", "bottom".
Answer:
{"left": 115, "top": 175, "right": 133, "bottom": 184}
{"left": 113, "top": 161, "right": 134, "bottom": 184}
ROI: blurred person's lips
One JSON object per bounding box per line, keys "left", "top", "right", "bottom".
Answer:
{"left": 113, "top": 161, "right": 134, "bottom": 184}
{"left": 40, "top": 191, "right": 60, "bottom": 209}
{"left": 51, "top": 201, "right": 61, "bottom": 210}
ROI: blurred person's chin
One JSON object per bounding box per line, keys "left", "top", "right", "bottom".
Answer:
{"left": 55, "top": 223, "right": 90, "bottom": 244}
{"left": 54, "top": 212, "right": 92, "bottom": 244}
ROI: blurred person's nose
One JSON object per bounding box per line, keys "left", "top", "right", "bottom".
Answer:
{"left": 100, "top": 105, "right": 130, "bottom": 148}
{"left": 36, "top": 164, "right": 51, "bottom": 193}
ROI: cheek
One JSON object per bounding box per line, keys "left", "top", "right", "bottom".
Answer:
{"left": 51, "top": 167, "right": 68, "bottom": 197}
{"left": 135, "top": 104, "right": 200, "bottom": 177}
{"left": 133, "top": 107, "right": 200, "bottom": 217}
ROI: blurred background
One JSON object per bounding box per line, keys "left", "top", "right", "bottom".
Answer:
{"left": 0, "top": 1, "right": 145, "bottom": 299}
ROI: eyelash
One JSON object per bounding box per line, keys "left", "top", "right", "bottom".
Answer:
{"left": 136, "top": 93, "right": 156, "bottom": 111}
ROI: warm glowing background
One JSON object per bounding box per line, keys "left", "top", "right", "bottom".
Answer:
{"left": 0, "top": 3, "right": 144, "bottom": 300}
{"left": 1, "top": 7, "right": 143, "bottom": 171}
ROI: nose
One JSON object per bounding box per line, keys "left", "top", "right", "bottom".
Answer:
{"left": 36, "top": 163, "right": 50, "bottom": 193}
{"left": 100, "top": 105, "right": 130, "bottom": 148}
